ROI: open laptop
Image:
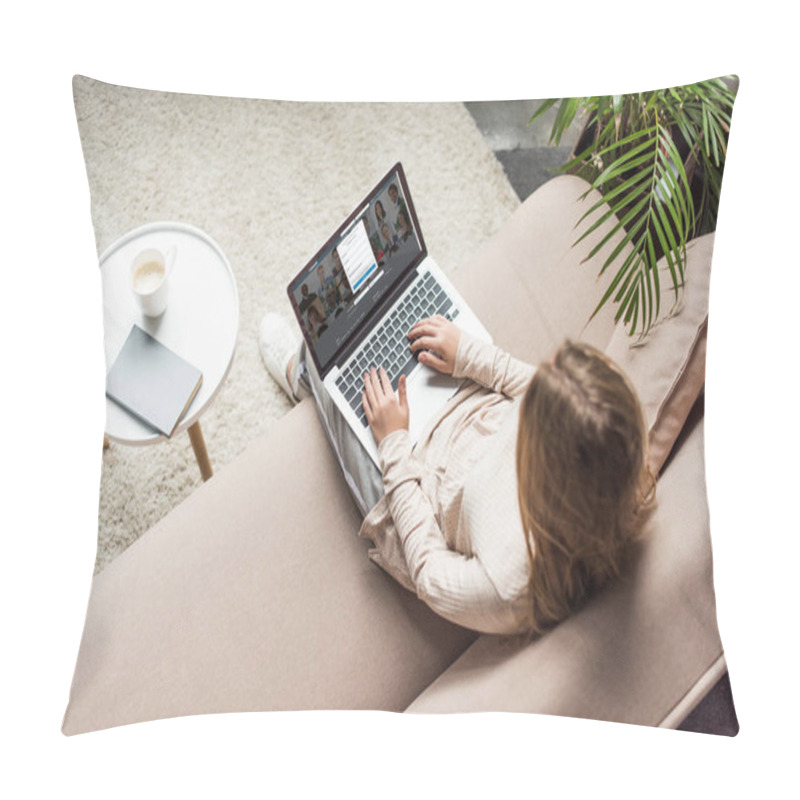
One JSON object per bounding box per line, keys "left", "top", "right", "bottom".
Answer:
{"left": 287, "top": 162, "right": 492, "bottom": 465}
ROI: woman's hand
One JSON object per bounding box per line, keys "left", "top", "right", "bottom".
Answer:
{"left": 363, "top": 367, "right": 409, "bottom": 445}
{"left": 408, "top": 315, "right": 461, "bottom": 375}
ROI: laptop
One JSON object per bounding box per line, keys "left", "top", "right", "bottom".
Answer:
{"left": 287, "top": 162, "right": 492, "bottom": 465}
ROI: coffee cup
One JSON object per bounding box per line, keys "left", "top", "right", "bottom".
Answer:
{"left": 131, "top": 246, "right": 176, "bottom": 317}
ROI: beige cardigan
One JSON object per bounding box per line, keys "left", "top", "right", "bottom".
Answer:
{"left": 359, "top": 333, "right": 536, "bottom": 634}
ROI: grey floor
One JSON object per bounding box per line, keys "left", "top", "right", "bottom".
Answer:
{"left": 465, "top": 99, "right": 579, "bottom": 200}
{"left": 465, "top": 100, "right": 740, "bottom": 738}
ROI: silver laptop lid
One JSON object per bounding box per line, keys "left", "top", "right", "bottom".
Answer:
{"left": 286, "top": 162, "right": 426, "bottom": 377}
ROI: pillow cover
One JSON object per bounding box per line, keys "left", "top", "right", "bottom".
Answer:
{"left": 65, "top": 76, "right": 737, "bottom": 736}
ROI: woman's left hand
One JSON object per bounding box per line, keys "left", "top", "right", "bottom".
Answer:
{"left": 362, "top": 367, "right": 409, "bottom": 445}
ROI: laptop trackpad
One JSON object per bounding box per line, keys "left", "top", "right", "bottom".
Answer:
{"left": 406, "top": 365, "right": 459, "bottom": 442}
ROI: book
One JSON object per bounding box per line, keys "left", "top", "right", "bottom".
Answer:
{"left": 106, "top": 325, "right": 203, "bottom": 437}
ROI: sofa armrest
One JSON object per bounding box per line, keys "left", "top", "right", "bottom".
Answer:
{"left": 63, "top": 399, "right": 478, "bottom": 735}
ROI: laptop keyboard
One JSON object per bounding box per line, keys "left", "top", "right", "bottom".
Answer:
{"left": 335, "top": 271, "right": 458, "bottom": 428}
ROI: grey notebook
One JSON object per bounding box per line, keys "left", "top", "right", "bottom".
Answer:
{"left": 106, "top": 325, "right": 203, "bottom": 437}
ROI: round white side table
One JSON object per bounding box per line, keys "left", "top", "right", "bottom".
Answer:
{"left": 100, "top": 221, "right": 239, "bottom": 480}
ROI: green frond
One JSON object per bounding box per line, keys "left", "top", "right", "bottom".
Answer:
{"left": 528, "top": 98, "right": 558, "bottom": 125}
{"left": 532, "top": 77, "right": 734, "bottom": 337}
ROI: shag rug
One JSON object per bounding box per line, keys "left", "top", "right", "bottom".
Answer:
{"left": 73, "top": 76, "right": 520, "bottom": 574}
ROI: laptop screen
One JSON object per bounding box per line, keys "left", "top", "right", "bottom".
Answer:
{"left": 287, "top": 163, "right": 425, "bottom": 375}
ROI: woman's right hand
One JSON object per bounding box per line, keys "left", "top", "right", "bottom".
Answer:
{"left": 408, "top": 315, "right": 461, "bottom": 375}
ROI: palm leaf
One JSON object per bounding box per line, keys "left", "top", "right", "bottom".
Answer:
{"left": 581, "top": 196, "right": 651, "bottom": 268}
{"left": 529, "top": 77, "right": 735, "bottom": 336}
{"left": 588, "top": 228, "right": 647, "bottom": 322}
{"left": 651, "top": 201, "right": 681, "bottom": 304}
{"left": 529, "top": 98, "right": 558, "bottom": 125}
{"left": 580, "top": 122, "right": 694, "bottom": 335}
{"left": 644, "top": 228, "right": 659, "bottom": 329}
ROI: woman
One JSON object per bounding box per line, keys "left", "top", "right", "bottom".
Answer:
{"left": 396, "top": 208, "right": 413, "bottom": 241}
{"left": 374, "top": 200, "right": 387, "bottom": 230}
{"left": 304, "top": 302, "right": 328, "bottom": 340}
{"left": 380, "top": 222, "right": 397, "bottom": 253}
{"left": 259, "top": 313, "right": 654, "bottom": 635}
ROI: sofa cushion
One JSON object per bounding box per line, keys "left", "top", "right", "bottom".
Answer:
{"left": 606, "top": 233, "right": 714, "bottom": 476}
{"left": 62, "top": 399, "right": 478, "bottom": 735}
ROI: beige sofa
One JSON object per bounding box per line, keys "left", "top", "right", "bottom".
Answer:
{"left": 63, "top": 175, "right": 727, "bottom": 735}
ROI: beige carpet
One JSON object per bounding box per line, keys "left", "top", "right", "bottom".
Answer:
{"left": 73, "top": 75, "right": 520, "bottom": 574}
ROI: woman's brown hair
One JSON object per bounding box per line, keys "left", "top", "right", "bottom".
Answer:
{"left": 516, "top": 340, "right": 655, "bottom": 635}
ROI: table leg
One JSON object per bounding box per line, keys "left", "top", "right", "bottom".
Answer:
{"left": 188, "top": 421, "right": 213, "bottom": 481}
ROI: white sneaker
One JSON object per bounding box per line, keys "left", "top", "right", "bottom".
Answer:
{"left": 259, "top": 313, "right": 300, "bottom": 402}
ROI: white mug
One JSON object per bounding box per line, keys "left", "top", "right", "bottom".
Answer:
{"left": 131, "top": 246, "right": 176, "bottom": 317}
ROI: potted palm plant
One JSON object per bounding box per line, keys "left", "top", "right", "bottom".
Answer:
{"left": 530, "top": 76, "right": 737, "bottom": 339}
